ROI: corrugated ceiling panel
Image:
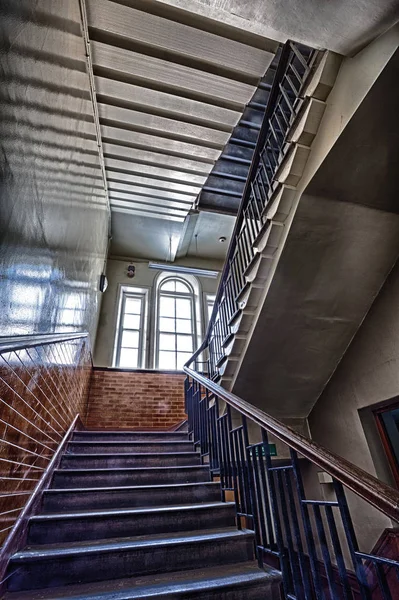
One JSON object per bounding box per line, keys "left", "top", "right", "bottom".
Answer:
{"left": 85, "top": 0, "right": 275, "bottom": 222}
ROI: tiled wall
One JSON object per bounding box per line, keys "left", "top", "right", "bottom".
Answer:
{"left": 86, "top": 369, "right": 186, "bottom": 430}
{"left": 0, "top": 336, "right": 91, "bottom": 547}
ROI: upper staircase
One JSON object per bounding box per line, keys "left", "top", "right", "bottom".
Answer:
{"left": 4, "top": 429, "right": 281, "bottom": 599}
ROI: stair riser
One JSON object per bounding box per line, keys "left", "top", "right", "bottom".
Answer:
{"left": 60, "top": 454, "right": 200, "bottom": 469}
{"left": 142, "top": 583, "right": 278, "bottom": 600}
{"left": 66, "top": 442, "right": 195, "bottom": 454}
{"left": 8, "top": 537, "right": 255, "bottom": 591}
{"left": 72, "top": 432, "right": 190, "bottom": 442}
{"left": 51, "top": 467, "right": 210, "bottom": 489}
{"left": 42, "top": 484, "right": 221, "bottom": 512}
{"left": 28, "top": 506, "right": 237, "bottom": 544}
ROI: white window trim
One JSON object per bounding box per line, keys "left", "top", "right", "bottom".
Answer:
{"left": 112, "top": 285, "right": 149, "bottom": 369}
{"left": 154, "top": 272, "right": 201, "bottom": 371}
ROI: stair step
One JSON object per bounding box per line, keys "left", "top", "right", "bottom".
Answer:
{"left": 28, "top": 502, "right": 237, "bottom": 545}
{"left": 60, "top": 452, "right": 201, "bottom": 469}
{"left": 66, "top": 440, "right": 195, "bottom": 454}
{"left": 52, "top": 465, "right": 211, "bottom": 488}
{"left": 42, "top": 481, "right": 221, "bottom": 512}
{"left": 7, "top": 528, "right": 255, "bottom": 592}
{"left": 5, "top": 562, "right": 281, "bottom": 599}
{"left": 72, "top": 431, "right": 190, "bottom": 442}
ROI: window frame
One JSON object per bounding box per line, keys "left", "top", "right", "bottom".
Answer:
{"left": 374, "top": 398, "right": 399, "bottom": 488}
{"left": 155, "top": 275, "right": 198, "bottom": 371}
{"left": 113, "top": 286, "right": 148, "bottom": 369}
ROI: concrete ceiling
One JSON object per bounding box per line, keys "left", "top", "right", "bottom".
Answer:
{"left": 110, "top": 209, "right": 235, "bottom": 261}
{"left": 155, "top": 0, "right": 399, "bottom": 56}
{"left": 186, "top": 212, "right": 236, "bottom": 260}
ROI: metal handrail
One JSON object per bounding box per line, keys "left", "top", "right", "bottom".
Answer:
{"left": 184, "top": 366, "right": 399, "bottom": 523}
{"left": 184, "top": 366, "right": 399, "bottom": 600}
{"left": 0, "top": 332, "right": 89, "bottom": 354}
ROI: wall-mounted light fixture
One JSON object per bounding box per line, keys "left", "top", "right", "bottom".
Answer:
{"left": 99, "top": 273, "right": 108, "bottom": 292}
{"left": 148, "top": 262, "right": 219, "bottom": 279}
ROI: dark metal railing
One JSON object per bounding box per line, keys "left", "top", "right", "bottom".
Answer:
{"left": 184, "top": 367, "right": 399, "bottom": 600}
{"left": 199, "top": 41, "right": 318, "bottom": 379}
{"left": 185, "top": 40, "right": 399, "bottom": 599}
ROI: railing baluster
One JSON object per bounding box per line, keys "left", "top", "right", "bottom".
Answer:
{"left": 257, "top": 440, "right": 276, "bottom": 550}
{"left": 324, "top": 504, "right": 353, "bottom": 600}
{"left": 262, "top": 430, "right": 292, "bottom": 599}
{"left": 312, "top": 503, "right": 338, "bottom": 600}
{"left": 276, "top": 469, "right": 304, "bottom": 600}
{"left": 291, "top": 449, "right": 326, "bottom": 600}
{"left": 250, "top": 443, "right": 268, "bottom": 552}
{"left": 284, "top": 469, "right": 313, "bottom": 600}
{"left": 374, "top": 561, "right": 393, "bottom": 600}
{"left": 334, "top": 481, "right": 372, "bottom": 600}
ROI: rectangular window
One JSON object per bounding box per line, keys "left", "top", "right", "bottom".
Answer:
{"left": 114, "top": 288, "right": 147, "bottom": 369}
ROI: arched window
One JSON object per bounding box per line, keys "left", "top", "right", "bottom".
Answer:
{"left": 155, "top": 275, "right": 198, "bottom": 370}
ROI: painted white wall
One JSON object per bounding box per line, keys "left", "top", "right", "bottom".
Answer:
{"left": 94, "top": 257, "right": 222, "bottom": 367}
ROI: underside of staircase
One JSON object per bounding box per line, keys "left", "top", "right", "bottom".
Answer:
{"left": 4, "top": 430, "right": 281, "bottom": 599}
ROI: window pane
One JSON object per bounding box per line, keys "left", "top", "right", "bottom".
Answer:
{"left": 176, "top": 319, "right": 192, "bottom": 334}
{"left": 159, "top": 333, "right": 176, "bottom": 351}
{"left": 175, "top": 298, "right": 191, "bottom": 319}
{"left": 159, "top": 317, "right": 175, "bottom": 332}
{"left": 175, "top": 281, "right": 190, "bottom": 293}
{"left": 119, "top": 348, "right": 138, "bottom": 368}
{"left": 122, "top": 330, "right": 139, "bottom": 348}
{"left": 160, "top": 296, "right": 175, "bottom": 318}
{"left": 125, "top": 297, "right": 142, "bottom": 314}
{"left": 176, "top": 352, "right": 192, "bottom": 370}
{"left": 161, "top": 280, "right": 176, "bottom": 292}
{"left": 123, "top": 313, "right": 140, "bottom": 329}
{"left": 176, "top": 335, "right": 193, "bottom": 352}
{"left": 159, "top": 351, "right": 176, "bottom": 370}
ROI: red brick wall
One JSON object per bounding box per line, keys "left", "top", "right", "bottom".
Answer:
{"left": 86, "top": 369, "right": 187, "bottom": 430}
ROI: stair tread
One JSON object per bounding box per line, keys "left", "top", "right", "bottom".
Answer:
{"left": 12, "top": 528, "right": 253, "bottom": 561}
{"left": 64, "top": 452, "right": 200, "bottom": 457}
{"left": 6, "top": 561, "right": 278, "bottom": 599}
{"left": 44, "top": 481, "right": 219, "bottom": 494}
{"left": 68, "top": 441, "right": 194, "bottom": 445}
{"left": 54, "top": 465, "right": 209, "bottom": 473}
{"left": 30, "top": 502, "right": 235, "bottom": 521}
{"left": 73, "top": 431, "right": 189, "bottom": 437}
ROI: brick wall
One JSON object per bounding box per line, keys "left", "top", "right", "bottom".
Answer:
{"left": 86, "top": 369, "right": 187, "bottom": 430}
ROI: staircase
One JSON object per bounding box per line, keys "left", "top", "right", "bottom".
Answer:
{"left": 4, "top": 430, "right": 281, "bottom": 599}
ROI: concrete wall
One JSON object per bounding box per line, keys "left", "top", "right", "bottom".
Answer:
{"left": 0, "top": 0, "right": 109, "bottom": 343}
{"left": 307, "top": 259, "right": 399, "bottom": 550}
{"left": 94, "top": 257, "right": 222, "bottom": 367}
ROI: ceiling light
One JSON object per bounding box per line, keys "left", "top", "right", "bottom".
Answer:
{"left": 148, "top": 262, "right": 219, "bottom": 278}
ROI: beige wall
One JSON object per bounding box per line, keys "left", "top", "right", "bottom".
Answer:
{"left": 94, "top": 256, "right": 222, "bottom": 367}
{"left": 307, "top": 259, "right": 399, "bottom": 550}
